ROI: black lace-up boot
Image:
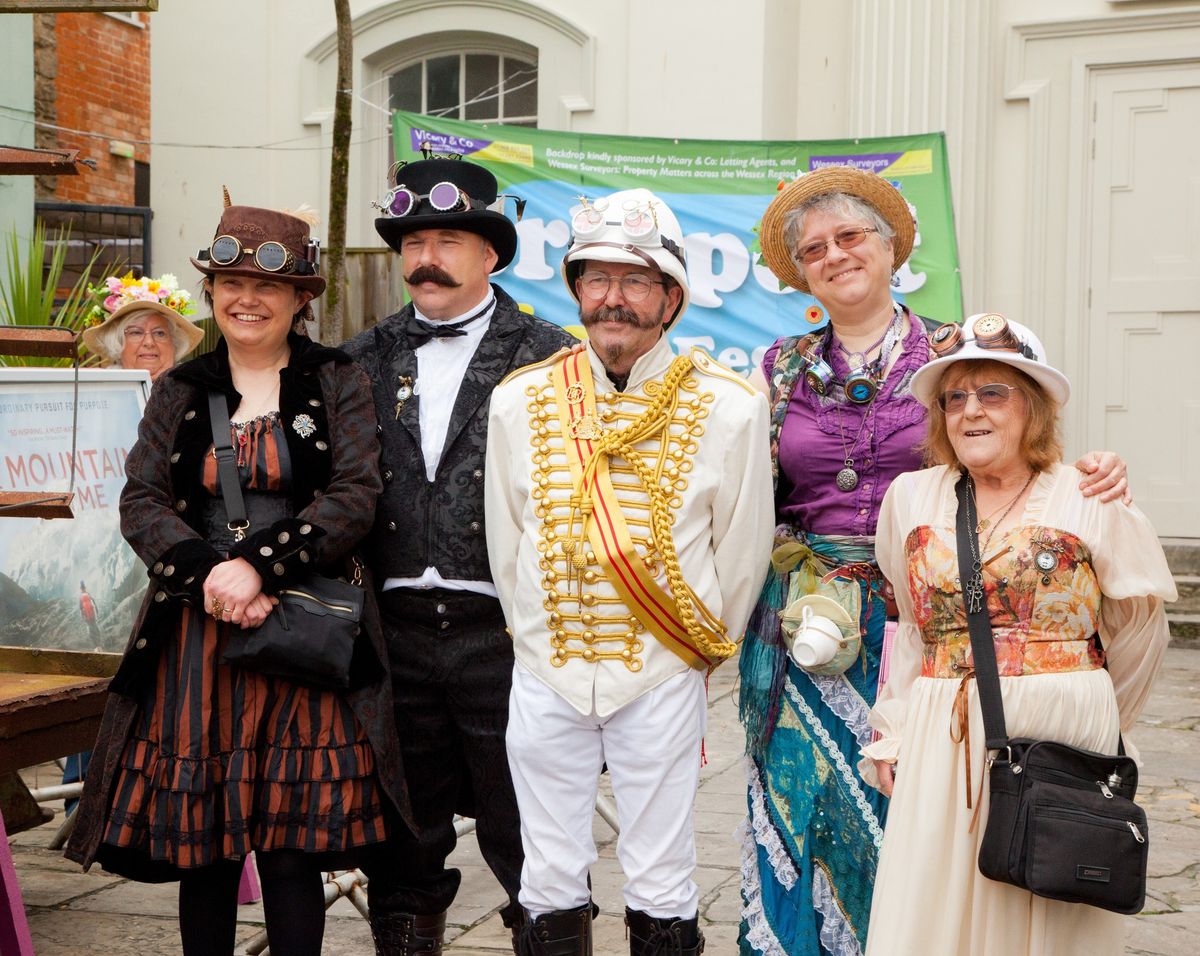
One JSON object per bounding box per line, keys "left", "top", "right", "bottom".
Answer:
{"left": 514, "top": 903, "right": 593, "bottom": 956}
{"left": 368, "top": 909, "right": 447, "bottom": 956}
{"left": 624, "top": 908, "right": 704, "bottom": 956}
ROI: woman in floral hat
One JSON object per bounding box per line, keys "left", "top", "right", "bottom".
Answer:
{"left": 67, "top": 199, "right": 408, "bottom": 956}
{"left": 81, "top": 273, "right": 204, "bottom": 381}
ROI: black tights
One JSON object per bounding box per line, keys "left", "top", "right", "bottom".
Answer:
{"left": 178, "top": 852, "right": 326, "bottom": 956}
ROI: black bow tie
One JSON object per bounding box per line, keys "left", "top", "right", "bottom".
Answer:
{"left": 404, "top": 316, "right": 471, "bottom": 349}
{"left": 404, "top": 300, "right": 494, "bottom": 349}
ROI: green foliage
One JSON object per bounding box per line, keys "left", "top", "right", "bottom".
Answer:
{"left": 0, "top": 220, "right": 105, "bottom": 367}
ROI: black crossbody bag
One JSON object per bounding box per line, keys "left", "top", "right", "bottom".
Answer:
{"left": 208, "top": 390, "right": 362, "bottom": 691}
{"left": 953, "top": 474, "right": 1148, "bottom": 914}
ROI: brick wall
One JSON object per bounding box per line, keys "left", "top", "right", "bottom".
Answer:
{"left": 34, "top": 12, "right": 150, "bottom": 207}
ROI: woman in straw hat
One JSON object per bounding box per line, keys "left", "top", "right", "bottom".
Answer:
{"left": 862, "top": 313, "right": 1172, "bottom": 954}
{"left": 67, "top": 196, "right": 409, "bottom": 956}
{"left": 80, "top": 272, "right": 205, "bottom": 381}
{"left": 737, "top": 167, "right": 1130, "bottom": 956}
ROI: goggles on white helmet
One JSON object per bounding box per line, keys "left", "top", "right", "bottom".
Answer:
{"left": 561, "top": 188, "right": 690, "bottom": 324}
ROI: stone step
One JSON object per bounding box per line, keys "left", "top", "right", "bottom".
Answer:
{"left": 1172, "top": 575, "right": 1200, "bottom": 615}
{"left": 1163, "top": 540, "right": 1200, "bottom": 576}
{"left": 1168, "top": 612, "right": 1200, "bottom": 647}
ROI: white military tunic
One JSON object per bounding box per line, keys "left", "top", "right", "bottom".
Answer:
{"left": 486, "top": 334, "right": 773, "bottom": 716}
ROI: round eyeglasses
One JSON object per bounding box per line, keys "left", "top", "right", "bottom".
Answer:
{"left": 123, "top": 327, "right": 172, "bottom": 343}
{"left": 578, "top": 271, "right": 666, "bottom": 303}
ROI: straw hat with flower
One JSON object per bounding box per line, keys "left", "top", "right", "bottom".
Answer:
{"left": 81, "top": 273, "right": 204, "bottom": 365}
{"left": 758, "top": 166, "right": 915, "bottom": 294}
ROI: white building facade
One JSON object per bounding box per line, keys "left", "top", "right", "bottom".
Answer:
{"left": 149, "top": 0, "right": 1200, "bottom": 539}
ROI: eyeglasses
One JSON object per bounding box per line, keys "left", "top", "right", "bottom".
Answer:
{"left": 200, "top": 235, "right": 318, "bottom": 276}
{"left": 578, "top": 271, "right": 666, "bottom": 302}
{"left": 937, "top": 382, "right": 1023, "bottom": 413}
{"left": 794, "top": 226, "right": 879, "bottom": 264}
{"left": 123, "top": 327, "right": 172, "bottom": 343}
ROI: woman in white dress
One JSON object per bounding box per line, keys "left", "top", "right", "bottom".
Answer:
{"left": 861, "top": 312, "right": 1175, "bottom": 955}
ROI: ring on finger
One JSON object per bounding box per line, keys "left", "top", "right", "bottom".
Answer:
{"left": 210, "top": 597, "right": 225, "bottom": 617}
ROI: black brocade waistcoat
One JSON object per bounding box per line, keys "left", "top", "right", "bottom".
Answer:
{"left": 343, "top": 284, "right": 575, "bottom": 583}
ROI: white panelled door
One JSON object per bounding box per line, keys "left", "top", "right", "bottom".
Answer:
{"left": 1087, "top": 63, "right": 1200, "bottom": 538}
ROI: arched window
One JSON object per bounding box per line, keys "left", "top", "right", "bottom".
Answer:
{"left": 388, "top": 51, "right": 538, "bottom": 127}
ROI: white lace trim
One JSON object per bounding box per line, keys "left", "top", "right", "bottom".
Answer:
{"left": 808, "top": 672, "right": 873, "bottom": 751}
{"left": 812, "top": 862, "right": 864, "bottom": 955}
{"left": 738, "top": 817, "right": 791, "bottom": 956}
{"left": 745, "top": 758, "right": 798, "bottom": 890}
{"left": 784, "top": 676, "right": 885, "bottom": 850}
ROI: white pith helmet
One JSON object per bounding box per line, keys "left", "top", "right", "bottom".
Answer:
{"left": 560, "top": 187, "right": 690, "bottom": 325}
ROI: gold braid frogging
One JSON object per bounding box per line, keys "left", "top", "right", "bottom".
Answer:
{"left": 563, "top": 355, "right": 736, "bottom": 663}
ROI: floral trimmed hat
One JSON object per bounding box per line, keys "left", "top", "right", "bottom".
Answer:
{"left": 80, "top": 272, "right": 205, "bottom": 364}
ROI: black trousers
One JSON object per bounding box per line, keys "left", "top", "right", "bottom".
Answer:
{"left": 364, "top": 588, "right": 524, "bottom": 924}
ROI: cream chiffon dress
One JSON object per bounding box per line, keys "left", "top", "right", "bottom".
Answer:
{"left": 860, "top": 463, "right": 1175, "bottom": 956}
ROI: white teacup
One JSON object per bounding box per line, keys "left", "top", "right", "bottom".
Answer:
{"left": 789, "top": 605, "right": 845, "bottom": 668}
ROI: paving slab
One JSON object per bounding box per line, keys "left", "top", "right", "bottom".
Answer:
{"left": 8, "top": 647, "right": 1199, "bottom": 954}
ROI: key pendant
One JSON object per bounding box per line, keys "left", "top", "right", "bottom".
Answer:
{"left": 966, "top": 572, "right": 985, "bottom": 614}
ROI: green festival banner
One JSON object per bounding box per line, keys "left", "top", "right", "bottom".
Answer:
{"left": 391, "top": 110, "right": 961, "bottom": 374}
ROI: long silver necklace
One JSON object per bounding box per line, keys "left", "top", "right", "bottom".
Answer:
{"left": 835, "top": 401, "right": 875, "bottom": 491}
{"left": 964, "top": 474, "right": 1034, "bottom": 612}
{"left": 831, "top": 306, "right": 900, "bottom": 492}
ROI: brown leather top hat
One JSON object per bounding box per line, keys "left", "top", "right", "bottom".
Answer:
{"left": 190, "top": 201, "right": 326, "bottom": 296}
{"left": 373, "top": 157, "right": 518, "bottom": 271}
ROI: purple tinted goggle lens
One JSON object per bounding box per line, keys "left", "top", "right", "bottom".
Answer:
{"left": 388, "top": 188, "right": 417, "bottom": 217}
{"left": 428, "top": 181, "right": 466, "bottom": 212}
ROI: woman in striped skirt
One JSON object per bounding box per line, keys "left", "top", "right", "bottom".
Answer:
{"left": 67, "top": 200, "right": 411, "bottom": 956}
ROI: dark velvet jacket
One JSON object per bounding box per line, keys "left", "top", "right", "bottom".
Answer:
{"left": 343, "top": 284, "right": 574, "bottom": 584}
{"left": 66, "top": 334, "right": 413, "bottom": 872}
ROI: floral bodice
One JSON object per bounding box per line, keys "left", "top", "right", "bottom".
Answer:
{"left": 904, "top": 524, "right": 1105, "bottom": 679}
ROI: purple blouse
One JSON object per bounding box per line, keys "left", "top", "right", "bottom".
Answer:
{"left": 764, "top": 313, "right": 931, "bottom": 537}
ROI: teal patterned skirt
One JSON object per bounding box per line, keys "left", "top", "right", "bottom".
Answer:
{"left": 738, "top": 531, "right": 889, "bottom": 955}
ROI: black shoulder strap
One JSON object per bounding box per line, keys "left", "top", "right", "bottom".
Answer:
{"left": 953, "top": 474, "right": 1009, "bottom": 750}
{"left": 207, "top": 390, "right": 246, "bottom": 528}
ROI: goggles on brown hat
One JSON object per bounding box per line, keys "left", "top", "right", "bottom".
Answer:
{"left": 198, "top": 235, "right": 321, "bottom": 276}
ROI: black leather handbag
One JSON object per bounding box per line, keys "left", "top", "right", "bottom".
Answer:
{"left": 222, "top": 573, "right": 362, "bottom": 691}
{"left": 954, "top": 475, "right": 1148, "bottom": 915}
{"left": 207, "top": 391, "right": 362, "bottom": 692}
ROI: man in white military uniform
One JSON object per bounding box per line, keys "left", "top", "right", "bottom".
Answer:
{"left": 485, "top": 189, "right": 773, "bottom": 955}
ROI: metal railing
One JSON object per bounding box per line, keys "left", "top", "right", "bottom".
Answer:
{"left": 35, "top": 201, "right": 152, "bottom": 288}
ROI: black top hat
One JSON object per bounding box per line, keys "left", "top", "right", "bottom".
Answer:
{"left": 373, "top": 158, "right": 518, "bottom": 271}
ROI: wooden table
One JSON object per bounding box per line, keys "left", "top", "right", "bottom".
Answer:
{"left": 0, "top": 647, "right": 117, "bottom": 776}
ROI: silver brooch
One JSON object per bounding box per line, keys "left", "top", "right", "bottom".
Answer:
{"left": 291, "top": 413, "right": 316, "bottom": 438}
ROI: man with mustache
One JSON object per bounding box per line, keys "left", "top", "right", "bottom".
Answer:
{"left": 343, "top": 157, "right": 574, "bottom": 956}
{"left": 485, "top": 188, "right": 774, "bottom": 955}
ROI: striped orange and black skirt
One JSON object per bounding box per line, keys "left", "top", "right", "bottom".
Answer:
{"left": 98, "top": 414, "right": 388, "bottom": 876}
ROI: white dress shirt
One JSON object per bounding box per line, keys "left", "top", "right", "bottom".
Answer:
{"left": 383, "top": 289, "right": 498, "bottom": 597}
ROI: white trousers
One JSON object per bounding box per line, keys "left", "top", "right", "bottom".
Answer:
{"left": 506, "top": 662, "right": 707, "bottom": 919}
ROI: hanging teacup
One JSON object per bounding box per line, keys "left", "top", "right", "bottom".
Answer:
{"left": 779, "top": 593, "right": 860, "bottom": 676}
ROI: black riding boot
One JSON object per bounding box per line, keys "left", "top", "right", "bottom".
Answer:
{"left": 624, "top": 908, "right": 704, "bottom": 956}
{"left": 515, "top": 903, "right": 593, "bottom": 956}
{"left": 367, "top": 909, "right": 447, "bottom": 956}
